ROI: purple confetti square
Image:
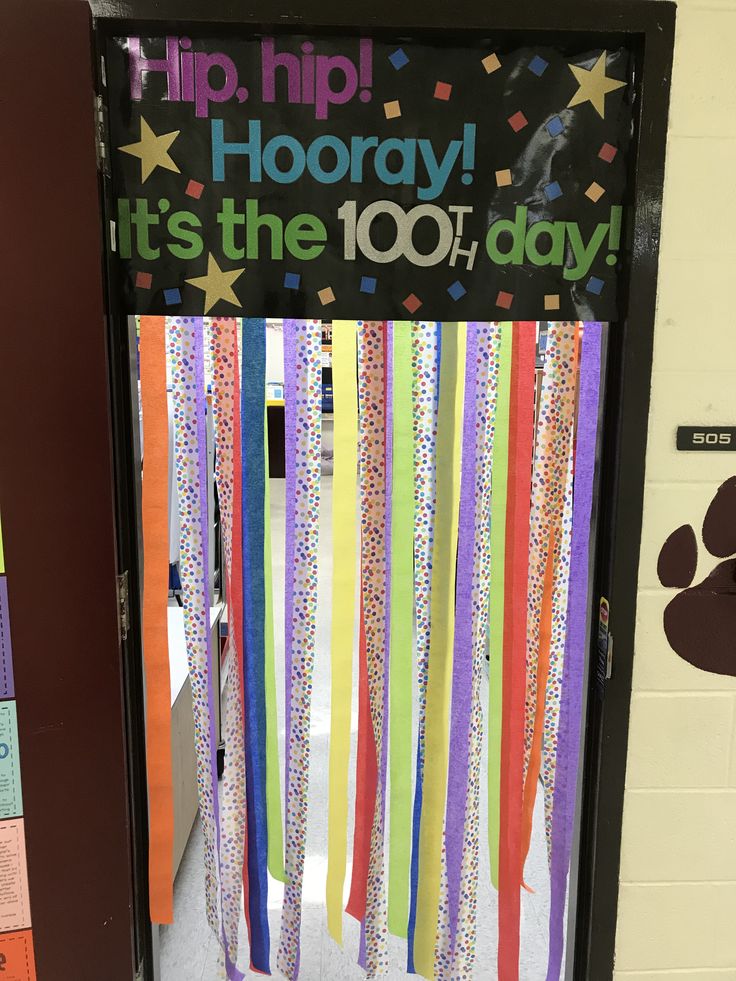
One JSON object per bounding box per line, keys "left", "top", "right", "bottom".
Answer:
{"left": 586, "top": 276, "right": 604, "bottom": 295}
{"left": 284, "top": 272, "right": 301, "bottom": 289}
{"left": 389, "top": 48, "right": 409, "bottom": 70}
{"left": 360, "top": 276, "right": 377, "bottom": 294}
{"left": 528, "top": 55, "right": 549, "bottom": 77}
{"left": 546, "top": 115, "right": 564, "bottom": 137}
{"left": 164, "top": 287, "right": 181, "bottom": 306}
{"left": 544, "top": 181, "right": 563, "bottom": 202}
{"left": 0, "top": 578, "right": 15, "bottom": 699}
{"left": 447, "top": 280, "right": 466, "bottom": 301}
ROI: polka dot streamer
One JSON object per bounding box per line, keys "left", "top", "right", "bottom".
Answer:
{"left": 208, "top": 317, "right": 247, "bottom": 979}
{"left": 523, "top": 323, "right": 578, "bottom": 856}
{"left": 278, "top": 320, "right": 322, "bottom": 980}
{"left": 357, "top": 322, "right": 390, "bottom": 977}
{"left": 168, "top": 317, "right": 221, "bottom": 935}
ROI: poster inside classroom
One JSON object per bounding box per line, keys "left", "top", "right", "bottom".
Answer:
{"left": 105, "top": 35, "right": 632, "bottom": 320}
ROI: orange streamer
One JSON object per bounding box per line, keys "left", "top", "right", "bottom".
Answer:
{"left": 140, "top": 316, "right": 174, "bottom": 924}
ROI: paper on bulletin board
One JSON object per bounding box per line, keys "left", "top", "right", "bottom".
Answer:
{"left": 0, "top": 702, "right": 23, "bottom": 819}
{"left": 0, "top": 820, "right": 32, "bottom": 932}
{"left": 0, "top": 930, "right": 37, "bottom": 981}
{"left": 0, "top": 578, "right": 15, "bottom": 699}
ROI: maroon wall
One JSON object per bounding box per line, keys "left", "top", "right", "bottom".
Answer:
{"left": 0, "top": 2, "right": 136, "bottom": 978}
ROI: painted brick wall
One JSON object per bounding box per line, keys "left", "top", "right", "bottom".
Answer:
{"left": 613, "top": 2, "right": 736, "bottom": 978}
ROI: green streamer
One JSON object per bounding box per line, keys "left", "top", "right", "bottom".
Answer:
{"left": 487, "top": 323, "right": 512, "bottom": 889}
{"left": 388, "top": 322, "right": 415, "bottom": 937}
{"left": 264, "top": 408, "right": 287, "bottom": 882}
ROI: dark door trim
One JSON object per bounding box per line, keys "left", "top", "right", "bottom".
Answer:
{"left": 90, "top": 3, "right": 676, "bottom": 979}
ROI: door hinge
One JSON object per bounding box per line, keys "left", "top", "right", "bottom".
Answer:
{"left": 94, "top": 93, "right": 110, "bottom": 177}
{"left": 117, "top": 570, "right": 131, "bottom": 642}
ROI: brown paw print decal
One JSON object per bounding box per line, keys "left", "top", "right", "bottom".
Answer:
{"left": 657, "top": 476, "right": 736, "bottom": 677}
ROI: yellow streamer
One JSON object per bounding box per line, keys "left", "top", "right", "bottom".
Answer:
{"left": 326, "top": 321, "right": 359, "bottom": 943}
{"left": 414, "top": 322, "right": 466, "bottom": 978}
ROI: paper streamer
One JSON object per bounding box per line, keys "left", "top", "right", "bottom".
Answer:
{"left": 451, "top": 324, "right": 503, "bottom": 978}
{"left": 209, "top": 317, "right": 248, "bottom": 980}
{"left": 407, "top": 321, "right": 441, "bottom": 971}
{"left": 442, "top": 322, "right": 478, "bottom": 958}
{"left": 240, "top": 318, "right": 270, "bottom": 974}
{"left": 498, "top": 322, "right": 536, "bottom": 981}
{"left": 487, "top": 323, "right": 513, "bottom": 889}
{"left": 326, "top": 322, "right": 359, "bottom": 944}
{"left": 522, "top": 324, "right": 578, "bottom": 872}
{"left": 546, "top": 323, "right": 602, "bottom": 981}
{"left": 414, "top": 322, "right": 466, "bottom": 979}
{"left": 278, "top": 320, "right": 322, "bottom": 980}
{"left": 139, "top": 317, "right": 175, "bottom": 924}
{"left": 264, "top": 409, "right": 286, "bottom": 884}
{"left": 387, "top": 322, "right": 414, "bottom": 938}
{"left": 168, "top": 318, "right": 221, "bottom": 934}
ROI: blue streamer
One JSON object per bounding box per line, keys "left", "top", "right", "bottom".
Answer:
{"left": 241, "top": 318, "right": 271, "bottom": 973}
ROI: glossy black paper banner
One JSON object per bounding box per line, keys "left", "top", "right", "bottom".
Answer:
{"left": 105, "top": 34, "right": 632, "bottom": 319}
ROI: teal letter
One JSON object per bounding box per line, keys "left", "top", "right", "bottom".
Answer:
{"left": 417, "top": 139, "right": 461, "bottom": 201}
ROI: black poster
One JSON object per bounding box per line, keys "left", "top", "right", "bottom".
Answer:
{"left": 105, "top": 34, "right": 633, "bottom": 320}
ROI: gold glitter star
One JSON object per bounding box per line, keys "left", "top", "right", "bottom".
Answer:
{"left": 567, "top": 52, "right": 626, "bottom": 119}
{"left": 118, "top": 116, "right": 181, "bottom": 183}
{"left": 186, "top": 253, "right": 244, "bottom": 314}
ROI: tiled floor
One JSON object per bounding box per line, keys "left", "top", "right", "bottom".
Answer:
{"left": 161, "top": 477, "right": 557, "bottom": 980}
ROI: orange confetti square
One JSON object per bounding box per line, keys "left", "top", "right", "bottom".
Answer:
{"left": 403, "top": 293, "right": 422, "bottom": 314}
{"left": 495, "top": 168, "right": 513, "bottom": 187}
{"left": 482, "top": 52, "right": 501, "bottom": 74}
{"left": 544, "top": 294, "right": 561, "bottom": 311}
{"left": 496, "top": 290, "right": 513, "bottom": 310}
{"left": 384, "top": 100, "right": 401, "bottom": 119}
{"left": 585, "top": 181, "right": 605, "bottom": 203}
{"left": 318, "top": 287, "right": 335, "bottom": 305}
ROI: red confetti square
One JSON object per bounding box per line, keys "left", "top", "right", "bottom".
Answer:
{"left": 135, "top": 271, "right": 152, "bottom": 290}
{"left": 599, "top": 142, "right": 617, "bottom": 163}
{"left": 508, "top": 111, "right": 528, "bottom": 133}
{"left": 434, "top": 81, "right": 453, "bottom": 101}
{"left": 403, "top": 293, "right": 422, "bottom": 314}
{"left": 496, "top": 290, "right": 514, "bottom": 309}
{"left": 185, "top": 179, "right": 205, "bottom": 199}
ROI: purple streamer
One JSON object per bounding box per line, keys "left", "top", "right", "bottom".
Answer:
{"left": 546, "top": 322, "right": 602, "bottom": 981}
{"left": 444, "top": 322, "right": 479, "bottom": 950}
{"left": 0, "top": 578, "right": 15, "bottom": 699}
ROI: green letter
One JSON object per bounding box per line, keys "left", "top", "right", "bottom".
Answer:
{"left": 130, "top": 198, "right": 160, "bottom": 260}
{"left": 117, "top": 199, "right": 132, "bottom": 259}
{"left": 564, "top": 222, "right": 608, "bottom": 281}
{"left": 167, "top": 211, "right": 203, "bottom": 260}
{"left": 285, "top": 214, "right": 326, "bottom": 260}
{"left": 485, "top": 206, "right": 527, "bottom": 265}
{"left": 525, "top": 220, "right": 565, "bottom": 266}
{"left": 246, "top": 199, "right": 284, "bottom": 260}
{"left": 217, "top": 198, "right": 246, "bottom": 260}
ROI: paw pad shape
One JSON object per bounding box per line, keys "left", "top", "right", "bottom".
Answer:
{"left": 657, "top": 476, "right": 736, "bottom": 677}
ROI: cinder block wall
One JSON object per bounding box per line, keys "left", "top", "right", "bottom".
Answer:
{"left": 613, "top": 3, "right": 736, "bottom": 978}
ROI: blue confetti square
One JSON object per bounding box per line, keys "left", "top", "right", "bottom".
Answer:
{"left": 447, "top": 280, "right": 466, "bottom": 301}
{"left": 164, "top": 287, "right": 181, "bottom": 306}
{"left": 284, "top": 272, "right": 301, "bottom": 289}
{"left": 360, "top": 276, "right": 377, "bottom": 294}
{"left": 528, "top": 55, "right": 549, "bottom": 77}
{"left": 546, "top": 115, "right": 564, "bottom": 137}
{"left": 389, "top": 48, "right": 409, "bottom": 70}
{"left": 544, "top": 181, "right": 563, "bottom": 202}
{"left": 586, "top": 276, "right": 604, "bottom": 296}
